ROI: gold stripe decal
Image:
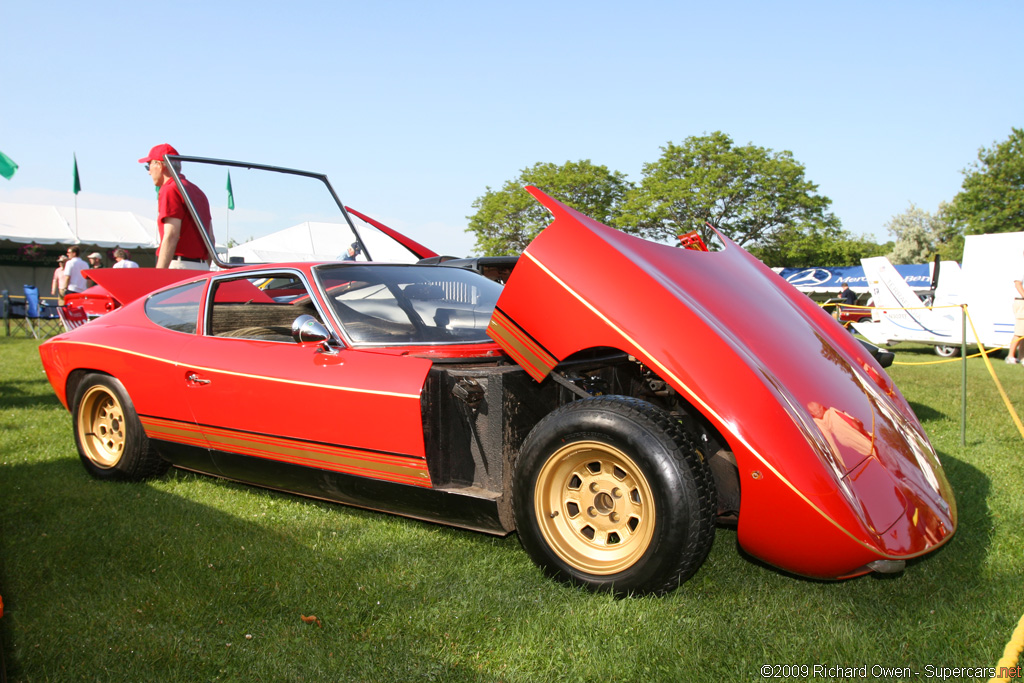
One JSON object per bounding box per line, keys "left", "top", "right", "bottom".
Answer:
{"left": 139, "top": 416, "right": 431, "bottom": 487}
{"left": 487, "top": 308, "right": 557, "bottom": 382}
{"left": 53, "top": 341, "right": 419, "bottom": 399}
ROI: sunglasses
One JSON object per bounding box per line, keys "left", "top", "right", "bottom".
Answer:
{"left": 144, "top": 160, "right": 162, "bottom": 171}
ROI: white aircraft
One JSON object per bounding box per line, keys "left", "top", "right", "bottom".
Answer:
{"left": 852, "top": 232, "right": 1024, "bottom": 357}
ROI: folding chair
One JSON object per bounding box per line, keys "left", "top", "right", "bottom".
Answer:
{"left": 2, "top": 289, "right": 36, "bottom": 338}
{"left": 22, "top": 285, "right": 41, "bottom": 338}
{"left": 58, "top": 305, "right": 89, "bottom": 332}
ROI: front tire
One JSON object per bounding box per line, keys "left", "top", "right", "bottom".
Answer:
{"left": 513, "top": 396, "right": 716, "bottom": 596}
{"left": 72, "top": 374, "right": 169, "bottom": 481}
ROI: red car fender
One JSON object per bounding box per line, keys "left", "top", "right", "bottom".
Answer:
{"left": 489, "top": 187, "right": 955, "bottom": 579}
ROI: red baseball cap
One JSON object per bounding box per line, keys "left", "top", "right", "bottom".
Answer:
{"left": 138, "top": 143, "right": 179, "bottom": 163}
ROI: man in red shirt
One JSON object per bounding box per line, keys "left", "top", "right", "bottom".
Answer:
{"left": 138, "top": 144, "right": 213, "bottom": 269}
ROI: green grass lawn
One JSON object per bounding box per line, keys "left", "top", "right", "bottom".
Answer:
{"left": 1, "top": 337, "right": 1022, "bottom": 682}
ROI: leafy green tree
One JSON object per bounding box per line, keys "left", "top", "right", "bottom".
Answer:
{"left": 947, "top": 127, "right": 1024, "bottom": 235}
{"left": 466, "top": 160, "right": 631, "bottom": 256}
{"left": 750, "top": 226, "right": 890, "bottom": 268}
{"left": 616, "top": 132, "right": 841, "bottom": 251}
{"left": 885, "top": 203, "right": 962, "bottom": 264}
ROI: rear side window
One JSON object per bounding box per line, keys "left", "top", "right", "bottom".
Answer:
{"left": 145, "top": 281, "right": 204, "bottom": 334}
{"left": 206, "top": 273, "right": 324, "bottom": 342}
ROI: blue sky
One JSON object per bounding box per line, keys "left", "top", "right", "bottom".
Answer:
{"left": 2, "top": 1, "right": 1022, "bottom": 257}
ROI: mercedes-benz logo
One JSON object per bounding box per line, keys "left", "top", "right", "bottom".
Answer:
{"left": 786, "top": 268, "right": 832, "bottom": 287}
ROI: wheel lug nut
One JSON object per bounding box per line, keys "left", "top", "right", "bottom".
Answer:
{"left": 612, "top": 487, "right": 622, "bottom": 498}
{"left": 610, "top": 513, "right": 620, "bottom": 523}
{"left": 589, "top": 482, "right": 600, "bottom": 493}
{"left": 587, "top": 507, "right": 597, "bottom": 517}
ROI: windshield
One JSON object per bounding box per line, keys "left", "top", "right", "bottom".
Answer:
{"left": 165, "top": 157, "right": 427, "bottom": 267}
{"left": 315, "top": 264, "right": 502, "bottom": 346}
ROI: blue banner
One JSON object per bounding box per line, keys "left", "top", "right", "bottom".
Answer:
{"left": 776, "top": 264, "right": 932, "bottom": 291}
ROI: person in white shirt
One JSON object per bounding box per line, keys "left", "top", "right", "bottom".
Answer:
{"left": 1007, "top": 255, "right": 1024, "bottom": 364}
{"left": 62, "top": 246, "right": 89, "bottom": 293}
{"left": 112, "top": 248, "right": 139, "bottom": 269}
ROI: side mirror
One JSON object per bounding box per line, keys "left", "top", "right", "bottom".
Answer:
{"left": 291, "top": 315, "right": 332, "bottom": 344}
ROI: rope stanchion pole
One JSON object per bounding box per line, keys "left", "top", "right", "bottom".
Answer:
{"left": 961, "top": 305, "right": 967, "bottom": 447}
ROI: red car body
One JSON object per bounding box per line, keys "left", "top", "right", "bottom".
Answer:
{"left": 38, "top": 160, "right": 955, "bottom": 595}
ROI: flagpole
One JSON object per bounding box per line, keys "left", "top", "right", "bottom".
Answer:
{"left": 225, "top": 171, "right": 234, "bottom": 251}
{"left": 73, "top": 153, "right": 81, "bottom": 242}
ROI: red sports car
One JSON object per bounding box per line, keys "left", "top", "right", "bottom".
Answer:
{"left": 38, "top": 157, "right": 956, "bottom": 595}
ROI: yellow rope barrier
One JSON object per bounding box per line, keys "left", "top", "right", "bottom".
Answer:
{"left": 823, "top": 299, "right": 1024, "bottom": 675}
{"left": 963, "top": 307, "right": 1024, "bottom": 440}
{"left": 891, "top": 349, "right": 1000, "bottom": 366}
{"left": 989, "top": 612, "right": 1024, "bottom": 682}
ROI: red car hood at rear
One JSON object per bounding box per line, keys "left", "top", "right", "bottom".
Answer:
{"left": 488, "top": 187, "right": 955, "bottom": 579}
{"left": 82, "top": 268, "right": 204, "bottom": 307}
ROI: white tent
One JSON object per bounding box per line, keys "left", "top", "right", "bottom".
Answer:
{"left": 228, "top": 214, "right": 425, "bottom": 265}
{"left": 227, "top": 221, "right": 349, "bottom": 263}
{"left": 0, "top": 202, "right": 159, "bottom": 297}
{"left": 0, "top": 202, "right": 159, "bottom": 248}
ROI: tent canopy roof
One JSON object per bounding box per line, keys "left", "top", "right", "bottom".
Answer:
{"left": 0, "top": 202, "right": 158, "bottom": 249}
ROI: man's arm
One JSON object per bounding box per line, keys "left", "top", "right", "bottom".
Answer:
{"left": 156, "top": 218, "right": 182, "bottom": 268}
{"left": 1015, "top": 279, "right": 1024, "bottom": 299}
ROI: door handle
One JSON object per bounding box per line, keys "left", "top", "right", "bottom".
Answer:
{"left": 186, "top": 372, "right": 212, "bottom": 385}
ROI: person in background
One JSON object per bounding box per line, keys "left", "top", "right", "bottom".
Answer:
{"left": 839, "top": 282, "right": 857, "bottom": 307}
{"left": 112, "top": 248, "right": 139, "bottom": 269}
{"left": 83, "top": 251, "right": 106, "bottom": 285}
{"left": 341, "top": 242, "right": 362, "bottom": 261}
{"left": 1007, "top": 255, "right": 1024, "bottom": 364}
{"left": 52, "top": 254, "right": 68, "bottom": 303}
{"left": 62, "top": 246, "right": 88, "bottom": 294}
{"left": 138, "top": 143, "right": 213, "bottom": 270}
{"left": 832, "top": 282, "right": 857, "bottom": 320}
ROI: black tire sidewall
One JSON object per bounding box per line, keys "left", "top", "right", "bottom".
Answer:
{"left": 71, "top": 374, "right": 161, "bottom": 481}
{"left": 513, "top": 396, "right": 714, "bottom": 595}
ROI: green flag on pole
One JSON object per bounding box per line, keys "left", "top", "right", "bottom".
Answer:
{"left": 0, "top": 150, "right": 17, "bottom": 180}
{"left": 73, "top": 154, "right": 82, "bottom": 194}
{"left": 226, "top": 171, "right": 235, "bottom": 210}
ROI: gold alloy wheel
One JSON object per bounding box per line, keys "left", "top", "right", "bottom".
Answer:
{"left": 77, "top": 385, "right": 127, "bottom": 469}
{"left": 533, "top": 440, "right": 656, "bottom": 575}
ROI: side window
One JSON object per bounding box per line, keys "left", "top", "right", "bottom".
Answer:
{"left": 145, "top": 281, "right": 204, "bottom": 334}
{"left": 206, "top": 273, "right": 324, "bottom": 342}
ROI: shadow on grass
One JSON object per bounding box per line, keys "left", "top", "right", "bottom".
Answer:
{"left": 0, "top": 458, "right": 510, "bottom": 682}
{"left": 0, "top": 377, "right": 64, "bottom": 411}
{"left": 908, "top": 400, "right": 946, "bottom": 423}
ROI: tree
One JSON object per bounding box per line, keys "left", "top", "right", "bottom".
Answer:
{"left": 750, "top": 225, "right": 890, "bottom": 268}
{"left": 466, "top": 160, "right": 631, "bottom": 256}
{"left": 947, "top": 128, "right": 1024, "bottom": 236}
{"left": 885, "top": 203, "right": 962, "bottom": 264}
{"left": 616, "top": 132, "right": 841, "bottom": 252}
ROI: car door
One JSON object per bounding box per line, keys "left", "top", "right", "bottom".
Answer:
{"left": 175, "top": 269, "right": 435, "bottom": 488}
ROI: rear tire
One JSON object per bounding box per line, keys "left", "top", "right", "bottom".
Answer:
{"left": 513, "top": 396, "right": 716, "bottom": 596}
{"left": 72, "top": 374, "right": 169, "bottom": 481}
{"left": 934, "top": 345, "right": 961, "bottom": 358}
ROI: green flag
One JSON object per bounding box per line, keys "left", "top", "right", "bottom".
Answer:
{"left": 73, "top": 153, "right": 82, "bottom": 194}
{"left": 226, "top": 171, "right": 235, "bottom": 210}
{"left": 0, "top": 150, "right": 17, "bottom": 180}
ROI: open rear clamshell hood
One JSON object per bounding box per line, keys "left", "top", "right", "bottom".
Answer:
{"left": 488, "top": 187, "right": 956, "bottom": 578}
{"left": 80, "top": 268, "right": 204, "bottom": 307}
